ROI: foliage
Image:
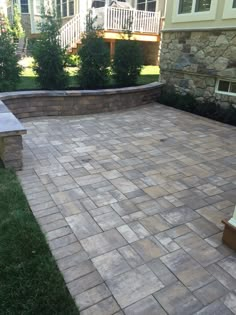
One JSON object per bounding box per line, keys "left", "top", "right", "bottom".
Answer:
{"left": 0, "top": 168, "right": 79, "bottom": 314}
{"left": 158, "top": 86, "right": 236, "bottom": 126}
{"left": 77, "top": 12, "right": 110, "bottom": 89}
{"left": 11, "top": 5, "right": 24, "bottom": 40}
{"left": 65, "top": 53, "right": 80, "bottom": 67}
{"left": 112, "top": 39, "right": 143, "bottom": 87}
{"left": 0, "top": 25, "right": 22, "bottom": 92}
{"left": 32, "top": 10, "right": 68, "bottom": 89}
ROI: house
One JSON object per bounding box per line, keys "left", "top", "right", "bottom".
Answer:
{"left": 7, "top": 0, "right": 166, "bottom": 64}
{"left": 160, "top": 0, "right": 236, "bottom": 107}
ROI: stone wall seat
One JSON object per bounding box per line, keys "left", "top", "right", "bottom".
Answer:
{"left": 0, "top": 101, "right": 26, "bottom": 170}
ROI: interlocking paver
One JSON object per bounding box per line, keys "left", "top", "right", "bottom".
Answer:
{"left": 17, "top": 104, "right": 236, "bottom": 314}
{"left": 154, "top": 282, "right": 203, "bottom": 315}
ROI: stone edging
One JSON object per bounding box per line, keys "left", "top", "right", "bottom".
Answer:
{"left": 0, "top": 82, "right": 164, "bottom": 169}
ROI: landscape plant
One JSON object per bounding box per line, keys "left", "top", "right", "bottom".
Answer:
{"left": 0, "top": 15, "right": 22, "bottom": 92}
{"left": 112, "top": 20, "right": 143, "bottom": 87}
{"left": 32, "top": 9, "right": 68, "bottom": 89}
{"left": 158, "top": 86, "right": 236, "bottom": 126}
{"left": 77, "top": 12, "right": 110, "bottom": 89}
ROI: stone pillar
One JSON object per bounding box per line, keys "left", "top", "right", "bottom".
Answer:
{"left": 1, "top": 135, "right": 23, "bottom": 170}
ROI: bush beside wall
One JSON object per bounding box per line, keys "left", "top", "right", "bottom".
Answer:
{"left": 158, "top": 86, "right": 236, "bottom": 126}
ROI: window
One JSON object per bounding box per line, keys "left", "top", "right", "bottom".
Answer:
{"left": 178, "top": 0, "right": 211, "bottom": 14}
{"left": 137, "top": 0, "right": 156, "bottom": 12}
{"left": 217, "top": 79, "right": 236, "bottom": 95}
{"left": 233, "top": 0, "right": 236, "bottom": 8}
{"left": 20, "top": 0, "right": 28, "bottom": 13}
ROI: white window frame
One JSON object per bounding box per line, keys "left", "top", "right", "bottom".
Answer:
{"left": 172, "top": 0, "right": 218, "bottom": 23}
{"left": 223, "top": 0, "right": 236, "bottom": 19}
{"left": 215, "top": 78, "right": 236, "bottom": 96}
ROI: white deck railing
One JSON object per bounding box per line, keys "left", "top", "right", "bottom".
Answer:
{"left": 59, "top": 14, "right": 80, "bottom": 48}
{"left": 59, "top": 7, "right": 161, "bottom": 49}
{"left": 95, "top": 7, "right": 161, "bottom": 34}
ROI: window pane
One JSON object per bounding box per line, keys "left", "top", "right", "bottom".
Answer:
{"left": 56, "top": 0, "right": 61, "bottom": 16}
{"left": 62, "top": 1, "right": 67, "bottom": 17}
{"left": 230, "top": 82, "right": 236, "bottom": 93}
{"left": 218, "top": 80, "right": 230, "bottom": 92}
{"left": 69, "top": 0, "right": 74, "bottom": 15}
{"left": 179, "top": 0, "right": 192, "bottom": 14}
{"left": 92, "top": 0, "right": 105, "bottom": 8}
{"left": 233, "top": 0, "right": 236, "bottom": 8}
{"left": 195, "top": 0, "right": 211, "bottom": 12}
{"left": 137, "top": 3, "right": 145, "bottom": 10}
{"left": 21, "top": 5, "right": 28, "bottom": 13}
{"left": 147, "top": 1, "right": 156, "bottom": 12}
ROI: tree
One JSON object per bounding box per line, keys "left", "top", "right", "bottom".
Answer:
{"left": 77, "top": 12, "right": 110, "bottom": 89}
{"left": 112, "top": 18, "right": 143, "bottom": 87}
{"left": 0, "top": 14, "right": 22, "bottom": 92}
{"left": 32, "top": 9, "right": 68, "bottom": 89}
{"left": 11, "top": 5, "right": 24, "bottom": 40}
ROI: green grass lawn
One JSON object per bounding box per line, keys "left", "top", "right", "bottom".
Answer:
{"left": 0, "top": 167, "right": 79, "bottom": 315}
{"left": 18, "top": 65, "right": 159, "bottom": 90}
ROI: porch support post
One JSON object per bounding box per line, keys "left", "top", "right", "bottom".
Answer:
{"left": 110, "top": 39, "right": 115, "bottom": 59}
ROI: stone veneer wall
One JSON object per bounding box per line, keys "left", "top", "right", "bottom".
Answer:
{"left": 160, "top": 30, "right": 236, "bottom": 107}
{"left": 1, "top": 83, "right": 163, "bottom": 119}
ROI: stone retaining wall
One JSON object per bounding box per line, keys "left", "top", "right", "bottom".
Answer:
{"left": 1, "top": 82, "right": 163, "bottom": 119}
{"left": 0, "top": 82, "right": 163, "bottom": 170}
{"left": 160, "top": 30, "right": 236, "bottom": 107}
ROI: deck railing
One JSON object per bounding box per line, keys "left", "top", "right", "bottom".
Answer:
{"left": 59, "top": 14, "right": 80, "bottom": 48}
{"left": 59, "top": 7, "right": 161, "bottom": 49}
{"left": 105, "top": 7, "right": 161, "bottom": 34}
{"left": 94, "top": 7, "right": 161, "bottom": 34}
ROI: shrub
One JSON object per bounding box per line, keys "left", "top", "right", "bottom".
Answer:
{"left": 32, "top": 10, "right": 68, "bottom": 89}
{"left": 78, "top": 13, "right": 110, "bottom": 89}
{"left": 0, "top": 22, "right": 22, "bottom": 92}
{"left": 112, "top": 39, "right": 143, "bottom": 87}
{"left": 158, "top": 86, "right": 236, "bottom": 126}
{"left": 65, "top": 54, "right": 80, "bottom": 67}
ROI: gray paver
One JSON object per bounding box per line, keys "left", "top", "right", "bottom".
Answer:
{"left": 66, "top": 213, "right": 102, "bottom": 240}
{"left": 75, "top": 283, "right": 111, "bottom": 311}
{"left": 92, "top": 250, "right": 131, "bottom": 280}
{"left": 81, "top": 229, "right": 127, "bottom": 258}
{"left": 106, "top": 264, "right": 164, "bottom": 309}
{"left": 193, "top": 280, "right": 228, "bottom": 305}
{"left": 124, "top": 295, "right": 167, "bottom": 315}
{"left": 194, "top": 300, "right": 233, "bottom": 315}
{"left": 154, "top": 282, "right": 203, "bottom": 315}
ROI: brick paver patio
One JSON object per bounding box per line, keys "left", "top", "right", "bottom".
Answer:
{"left": 17, "top": 103, "right": 236, "bottom": 315}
